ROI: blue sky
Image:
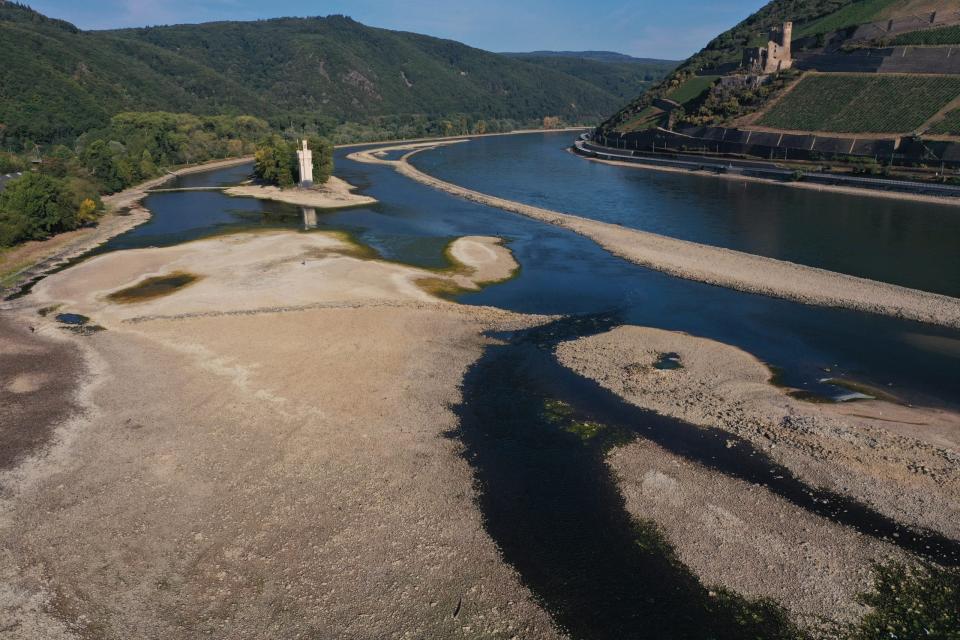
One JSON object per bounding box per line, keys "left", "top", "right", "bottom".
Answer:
{"left": 25, "top": 0, "right": 768, "bottom": 59}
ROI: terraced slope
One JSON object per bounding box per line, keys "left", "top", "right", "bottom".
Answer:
{"left": 602, "top": 0, "right": 960, "bottom": 135}
{"left": 893, "top": 24, "right": 960, "bottom": 45}
{"left": 758, "top": 74, "right": 960, "bottom": 133}
{"left": 928, "top": 108, "right": 960, "bottom": 135}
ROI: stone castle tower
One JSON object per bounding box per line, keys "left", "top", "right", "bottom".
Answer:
{"left": 743, "top": 22, "right": 793, "bottom": 74}
{"left": 296, "top": 139, "right": 314, "bottom": 188}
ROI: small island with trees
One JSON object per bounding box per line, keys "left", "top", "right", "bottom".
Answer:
{"left": 223, "top": 135, "right": 376, "bottom": 209}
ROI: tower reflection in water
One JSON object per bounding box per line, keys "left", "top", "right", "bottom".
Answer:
{"left": 302, "top": 207, "right": 318, "bottom": 229}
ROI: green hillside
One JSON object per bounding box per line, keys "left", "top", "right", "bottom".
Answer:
{"left": 758, "top": 74, "right": 960, "bottom": 133}
{"left": 501, "top": 54, "right": 677, "bottom": 101}
{"left": 601, "top": 0, "right": 909, "bottom": 133}
{"left": 892, "top": 24, "right": 960, "bottom": 46}
{"left": 929, "top": 108, "right": 960, "bottom": 135}
{"left": 0, "top": 3, "right": 635, "bottom": 149}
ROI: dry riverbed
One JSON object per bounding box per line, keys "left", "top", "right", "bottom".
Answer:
{"left": 556, "top": 325, "right": 960, "bottom": 632}
{"left": 3, "top": 138, "right": 959, "bottom": 638}
{"left": 0, "top": 229, "right": 563, "bottom": 639}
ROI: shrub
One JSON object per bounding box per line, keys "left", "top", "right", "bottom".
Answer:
{"left": 0, "top": 151, "right": 25, "bottom": 174}
{"left": 0, "top": 172, "right": 100, "bottom": 245}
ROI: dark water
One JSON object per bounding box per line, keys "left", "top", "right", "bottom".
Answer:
{"left": 411, "top": 132, "right": 960, "bottom": 298}
{"left": 54, "top": 313, "right": 89, "bottom": 325}
{"left": 455, "top": 314, "right": 958, "bottom": 638}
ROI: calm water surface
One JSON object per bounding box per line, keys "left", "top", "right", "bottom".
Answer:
{"left": 412, "top": 132, "right": 960, "bottom": 298}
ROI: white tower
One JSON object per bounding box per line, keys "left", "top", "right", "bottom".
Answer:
{"left": 296, "top": 139, "right": 314, "bottom": 188}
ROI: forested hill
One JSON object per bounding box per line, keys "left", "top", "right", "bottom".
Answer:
{"left": 502, "top": 52, "right": 677, "bottom": 102}
{"left": 0, "top": 2, "right": 651, "bottom": 148}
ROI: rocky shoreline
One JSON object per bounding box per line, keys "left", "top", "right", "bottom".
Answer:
{"left": 555, "top": 325, "right": 959, "bottom": 633}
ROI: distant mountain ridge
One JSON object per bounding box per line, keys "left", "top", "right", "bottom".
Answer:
{"left": 502, "top": 52, "right": 677, "bottom": 102}
{"left": 0, "top": 3, "right": 663, "bottom": 148}
{"left": 502, "top": 51, "right": 678, "bottom": 65}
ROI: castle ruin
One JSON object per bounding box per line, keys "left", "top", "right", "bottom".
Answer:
{"left": 743, "top": 22, "right": 793, "bottom": 74}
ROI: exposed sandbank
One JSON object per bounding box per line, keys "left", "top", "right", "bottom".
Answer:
{"left": 0, "top": 229, "right": 562, "bottom": 638}
{"left": 223, "top": 176, "right": 377, "bottom": 209}
{"left": 556, "top": 326, "right": 960, "bottom": 535}
{"left": 349, "top": 142, "right": 960, "bottom": 329}
{"left": 556, "top": 325, "right": 960, "bottom": 632}
{"left": 27, "top": 231, "right": 517, "bottom": 326}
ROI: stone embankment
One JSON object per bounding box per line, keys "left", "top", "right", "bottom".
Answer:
{"left": 349, "top": 142, "right": 960, "bottom": 329}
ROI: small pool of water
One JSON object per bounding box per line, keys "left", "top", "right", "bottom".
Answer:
{"left": 106, "top": 272, "right": 200, "bottom": 303}
{"left": 653, "top": 352, "right": 683, "bottom": 370}
{"left": 54, "top": 313, "right": 89, "bottom": 325}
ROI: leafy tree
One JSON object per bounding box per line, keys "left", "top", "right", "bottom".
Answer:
{"left": 0, "top": 171, "right": 102, "bottom": 246}
{"left": 139, "top": 149, "right": 157, "bottom": 177}
{"left": 254, "top": 137, "right": 295, "bottom": 188}
{"left": 0, "top": 152, "right": 25, "bottom": 174}
{"left": 81, "top": 139, "right": 125, "bottom": 193}
{"left": 306, "top": 136, "right": 334, "bottom": 185}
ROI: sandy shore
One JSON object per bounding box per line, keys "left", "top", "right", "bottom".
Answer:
{"left": 349, "top": 142, "right": 960, "bottom": 329}
{"left": 555, "top": 325, "right": 960, "bottom": 630}
{"left": 0, "top": 229, "right": 564, "bottom": 639}
{"left": 223, "top": 176, "right": 377, "bottom": 209}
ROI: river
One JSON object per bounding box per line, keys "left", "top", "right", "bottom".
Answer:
{"left": 77, "top": 131, "right": 960, "bottom": 636}
{"left": 102, "top": 132, "right": 960, "bottom": 409}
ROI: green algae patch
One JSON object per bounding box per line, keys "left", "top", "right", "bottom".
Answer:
{"left": 542, "top": 398, "right": 634, "bottom": 450}
{"left": 415, "top": 276, "right": 468, "bottom": 300}
{"left": 323, "top": 230, "right": 381, "bottom": 260}
{"left": 849, "top": 561, "right": 960, "bottom": 640}
{"left": 107, "top": 271, "right": 201, "bottom": 304}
